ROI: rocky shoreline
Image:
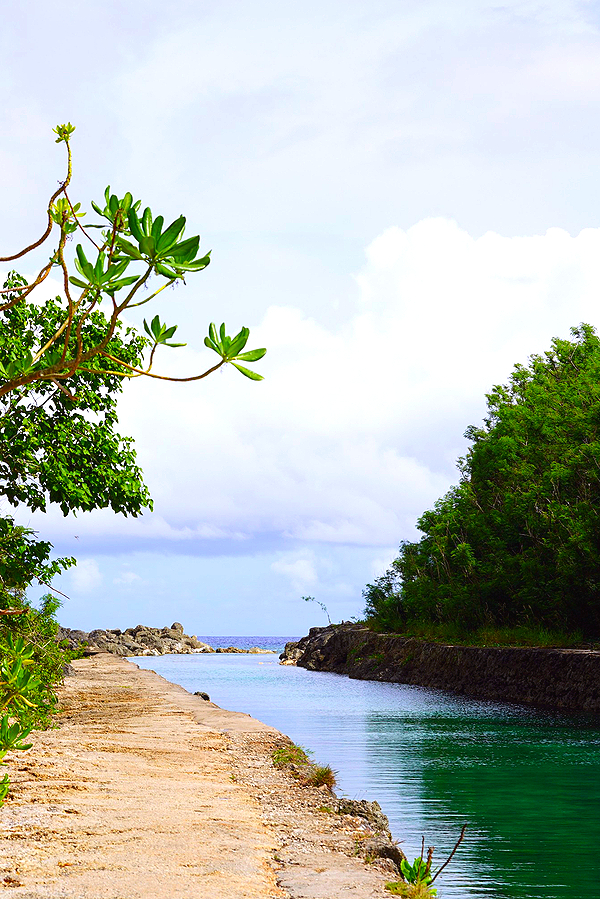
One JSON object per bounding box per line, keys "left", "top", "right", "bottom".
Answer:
{"left": 58, "top": 621, "right": 277, "bottom": 657}
{"left": 281, "top": 622, "right": 600, "bottom": 712}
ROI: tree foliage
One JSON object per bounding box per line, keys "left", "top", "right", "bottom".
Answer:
{"left": 365, "top": 325, "right": 600, "bottom": 637}
{"left": 0, "top": 123, "right": 266, "bottom": 518}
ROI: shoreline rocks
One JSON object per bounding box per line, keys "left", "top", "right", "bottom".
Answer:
{"left": 281, "top": 622, "right": 600, "bottom": 712}
{"left": 58, "top": 622, "right": 277, "bottom": 658}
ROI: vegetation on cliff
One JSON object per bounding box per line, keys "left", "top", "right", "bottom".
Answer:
{"left": 365, "top": 325, "right": 600, "bottom": 640}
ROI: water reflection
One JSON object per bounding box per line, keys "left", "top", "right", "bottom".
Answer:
{"left": 133, "top": 653, "right": 600, "bottom": 898}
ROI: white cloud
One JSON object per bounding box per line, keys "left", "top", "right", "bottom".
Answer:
{"left": 30, "top": 217, "right": 600, "bottom": 560}
{"left": 271, "top": 554, "right": 318, "bottom": 593}
{"left": 70, "top": 559, "right": 102, "bottom": 594}
{"left": 113, "top": 570, "right": 142, "bottom": 586}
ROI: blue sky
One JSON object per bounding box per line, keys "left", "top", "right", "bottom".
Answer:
{"left": 3, "top": 0, "right": 600, "bottom": 634}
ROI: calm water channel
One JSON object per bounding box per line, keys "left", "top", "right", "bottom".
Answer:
{"left": 133, "top": 640, "right": 600, "bottom": 898}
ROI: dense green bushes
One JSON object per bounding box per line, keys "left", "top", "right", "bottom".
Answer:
{"left": 0, "top": 588, "right": 80, "bottom": 807}
{"left": 365, "top": 325, "right": 600, "bottom": 639}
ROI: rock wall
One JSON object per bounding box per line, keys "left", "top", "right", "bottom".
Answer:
{"left": 281, "top": 623, "right": 600, "bottom": 712}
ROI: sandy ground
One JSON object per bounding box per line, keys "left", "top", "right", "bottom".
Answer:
{"left": 0, "top": 653, "right": 397, "bottom": 899}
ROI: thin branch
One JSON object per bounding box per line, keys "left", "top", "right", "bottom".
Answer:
{"left": 50, "top": 379, "right": 77, "bottom": 401}
{"left": 98, "top": 351, "right": 226, "bottom": 382}
{"left": 117, "top": 265, "right": 153, "bottom": 313}
{"left": 63, "top": 189, "right": 101, "bottom": 251}
{"left": 430, "top": 824, "right": 467, "bottom": 884}
{"left": 0, "top": 284, "right": 33, "bottom": 296}
{"left": 127, "top": 278, "right": 177, "bottom": 308}
{"left": 0, "top": 138, "right": 73, "bottom": 262}
{"left": 0, "top": 259, "right": 55, "bottom": 314}
{"left": 37, "top": 581, "right": 70, "bottom": 600}
{"left": 0, "top": 609, "right": 28, "bottom": 617}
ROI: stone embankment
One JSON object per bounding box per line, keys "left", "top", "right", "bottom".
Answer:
{"left": 58, "top": 622, "right": 276, "bottom": 657}
{"left": 281, "top": 623, "right": 600, "bottom": 712}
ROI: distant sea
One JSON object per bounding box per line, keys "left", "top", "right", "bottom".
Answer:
{"left": 195, "top": 635, "right": 296, "bottom": 653}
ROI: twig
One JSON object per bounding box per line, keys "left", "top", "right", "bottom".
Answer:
{"left": 63, "top": 189, "right": 101, "bottom": 251}
{"left": 430, "top": 824, "right": 467, "bottom": 884}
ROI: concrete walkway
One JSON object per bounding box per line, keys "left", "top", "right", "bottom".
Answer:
{"left": 0, "top": 654, "right": 394, "bottom": 899}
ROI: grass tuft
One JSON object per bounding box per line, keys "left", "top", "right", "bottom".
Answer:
{"left": 304, "top": 763, "right": 337, "bottom": 790}
{"left": 272, "top": 743, "right": 311, "bottom": 768}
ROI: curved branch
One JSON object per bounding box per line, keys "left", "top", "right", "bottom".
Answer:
{"left": 97, "top": 352, "right": 227, "bottom": 382}
{"left": 63, "top": 189, "right": 101, "bottom": 251}
{"left": 0, "top": 138, "right": 73, "bottom": 262}
{"left": 0, "top": 259, "right": 55, "bottom": 314}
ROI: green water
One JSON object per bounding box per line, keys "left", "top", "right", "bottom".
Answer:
{"left": 134, "top": 652, "right": 600, "bottom": 897}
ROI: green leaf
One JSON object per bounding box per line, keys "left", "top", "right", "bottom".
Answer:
{"left": 228, "top": 328, "right": 250, "bottom": 357}
{"left": 127, "top": 209, "right": 145, "bottom": 243}
{"left": 142, "top": 207, "right": 152, "bottom": 236}
{"left": 154, "top": 263, "right": 179, "bottom": 279}
{"left": 177, "top": 253, "right": 211, "bottom": 271}
{"left": 156, "top": 216, "right": 186, "bottom": 253}
{"left": 68, "top": 276, "right": 89, "bottom": 289}
{"left": 234, "top": 347, "right": 266, "bottom": 363}
{"left": 115, "top": 237, "right": 144, "bottom": 261}
{"left": 151, "top": 215, "right": 164, "bottom": 242}
{"left": 139, "top": 235, "right": 155, "bottom": 258}
{"left": 166, "top": 235, "right": 199, "bottom": 262}
{"left": 231, "top": 363, "right": 264, "bottom": 381}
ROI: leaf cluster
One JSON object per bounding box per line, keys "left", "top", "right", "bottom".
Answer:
{"left": 0, "top": 125, "right": 266, "bottom": 416}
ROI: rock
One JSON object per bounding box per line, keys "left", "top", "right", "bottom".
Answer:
{"left": 334, "top": 798, "right": 391, "bottom": 834}
{"left": 362, "top": 836, "right": 405, "bottom": 871}
{"left": 194, "top": 691, "right": 210, "bottom": 701}
{"left": 56, "top": 624, "right": 217, "bottom": 658}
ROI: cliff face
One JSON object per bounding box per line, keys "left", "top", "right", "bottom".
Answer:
{"left": 281, "top": 623, "right": 600, "bottom": 712}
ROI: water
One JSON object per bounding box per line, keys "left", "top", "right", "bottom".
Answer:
{"left": 133, "top": 647, "right": 600, "bottom": 898}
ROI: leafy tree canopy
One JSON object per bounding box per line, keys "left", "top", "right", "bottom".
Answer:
{"left": 365, "top": 324, "right": 600, "bottom": 638}
{"left": 0, "top": 123, "right": 266, "bottom": 521}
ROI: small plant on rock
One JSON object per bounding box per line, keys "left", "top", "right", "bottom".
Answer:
{"left": 272, "top": 743, "right": 311, "bottom": 768}
{"left": 304, "top": 763, "right": 337, "bottom": 791}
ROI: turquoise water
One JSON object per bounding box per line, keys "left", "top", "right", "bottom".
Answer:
{"left": 133, "top": 649, "right": 600, "bottom": 898}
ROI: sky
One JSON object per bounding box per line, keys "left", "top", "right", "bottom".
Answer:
{"left": 2, "top": 0, "right": 600, "bottom": 634}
